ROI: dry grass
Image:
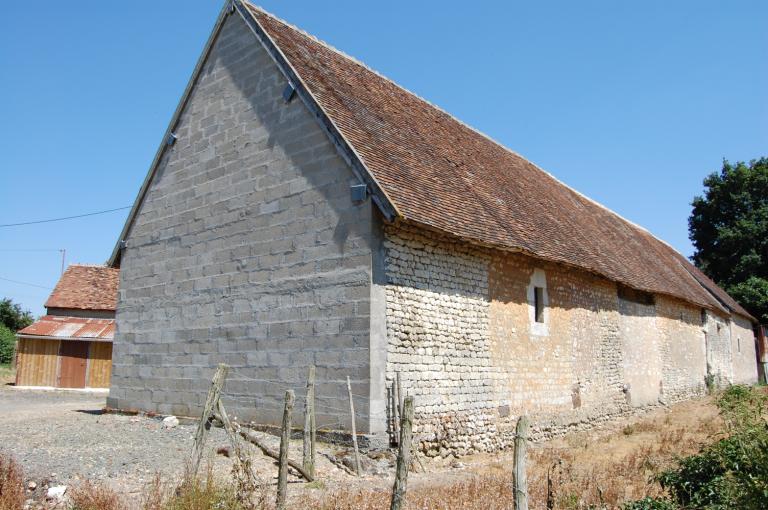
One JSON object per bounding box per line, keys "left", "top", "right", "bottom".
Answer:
{"left": 145, "top": 477, "right": 246, "bottom": 510}
{"left": 299, "top": 397, "right": 727, "bottom": 509}
{"left": 0, "top": 455, "right": 24, "bottom": 510}
{"left": 525, "top": 401, "right": 725, "bottom": 508}
{"left": 68, "top": 474, "right": 250, "bottom": 510}
{"left": 68, "top": 481, "right": 127, "bottom": 510}
{"left": 301, "top": 473, "right": 513, "bottom": 510}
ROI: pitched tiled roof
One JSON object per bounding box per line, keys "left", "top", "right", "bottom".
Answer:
{"left": 17, "top": 315, "right": 115, "bottom": 341}
{"left": 676, "top": 256, "right": 753, "bottom": 319}
{"left": 243, "top": 3, "right": 752, "bottom": 319}
{"left": 45, "top": 265, "right": 119, "bottom": 312}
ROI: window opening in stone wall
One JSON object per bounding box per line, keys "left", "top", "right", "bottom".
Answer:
{"left": 738, "top": 337, "right": 741, "bottom": 353}
{"left": 534, "top": 286, "right": 545, "bottom": 323}
{"left": 617, "top": 285, "right": 655, "bottom": 306}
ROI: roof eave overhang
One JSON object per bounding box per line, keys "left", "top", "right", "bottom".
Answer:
{"left": 16, "top": 333, "right": 113, "bottom": 343}
{"left": 399, "top": 217, "right": 732, "bottom": 317}
{"left": 108, "top": 0, "right": 399, "bottom": 267}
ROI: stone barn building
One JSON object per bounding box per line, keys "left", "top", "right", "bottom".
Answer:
{"left": 107, "top": 1, "right": 759, "bottom": 453}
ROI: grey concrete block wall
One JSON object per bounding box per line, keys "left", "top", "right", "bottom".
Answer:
{"left": 109, "top": 12, "right": 378, "bottom": 432}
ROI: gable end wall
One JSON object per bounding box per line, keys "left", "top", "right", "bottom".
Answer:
{"left": 109, "top": 12, "right": 377, "bottom": 430}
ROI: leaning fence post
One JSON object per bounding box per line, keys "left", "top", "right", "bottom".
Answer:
{"left": 390, "top": 395, "right": 414, "bottom": 510}
{"left": 215, "top": 399, "right": 258, "bottom": 497}
{"left": 277, "top": 389, "right": 295, "bottom": 510}
{"left": 189, "top": 363, "right": 229, "bottom": 480}
{"left": 347, "top": 376, "right": 362, "bottom": 476}
{"left": 514, "top": 415, "right": 530, "bottom": 510}
{"left": 303, "top": 365, "right": 316, "bottom": 478}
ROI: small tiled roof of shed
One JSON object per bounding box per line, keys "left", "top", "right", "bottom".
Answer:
{"left": 17, "top": 316, "right": 115, "bottom": 341}
{"left": 242, "top": 3, "right": 752, "bottom": 320}
{"left": 45, "top": 264, "right": 119, "bottom": 312}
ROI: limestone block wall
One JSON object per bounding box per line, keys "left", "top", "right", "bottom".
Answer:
{"left": 488, "top": 252, "right": 627, "bottom": 428}
{"left": 705, "top": 311, "right": 733, "bottom": 386}
{"left": 619, "top": 297, "right": 663, "bottom": 407}
{"left": 652, "top": 297, "right": 707, "bottom": 403}
{"left": 731, "top": 315, "right": 759, "bottom": 384}
{"left": 383, "top": 225, "right": 501, "bottom": 454}
{"left": 111, "top": 13, "right": 376, "bottom": 429}
{"left": 383, "top": 224, "right": 633, "bottom": 454}
{"left": 382, "top": 223, "right": 754, "bottom": 455}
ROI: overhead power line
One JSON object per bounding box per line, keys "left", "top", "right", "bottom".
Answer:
{"left": 0, "top": 206, "right": 132, "bottom": 228}
{"left": 0, "top": 248, "right": 62, "bottom": 252}
{"left": 0, "top": 276, "right": 53, "bottom": 290}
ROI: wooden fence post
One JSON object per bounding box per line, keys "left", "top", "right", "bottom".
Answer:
{"left": 276, "top": 389, "right": 295, "bottom": 510}
{"left": 393, "top": 372, "right": 402, "bottom": 444}
{"left": 189, "top": 363, "right": 229, "bottom": 480}
{"left": 303, "top": 365, "right": 316, "bottom": 478}
{"left": 347, "top": 376, "right": 362, "bottom": 476}
{"left": 514, "top": 415, "right": 530, "bottom": 510}
{"left": 215, "top": 399, "right": 258, "bottom": 497}
{"left": 390, "top": 395, "right": 414, "bottom": 510}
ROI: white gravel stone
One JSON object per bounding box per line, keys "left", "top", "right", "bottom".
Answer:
{"left": 46, "top": 485, "right": 67, "bottom": 500}
{"left": 162, "top": 416, "right": 179, "bottom": 429}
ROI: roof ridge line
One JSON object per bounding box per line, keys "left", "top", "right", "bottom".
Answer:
{"left": 243, "top": 2, "right": 685, "bottom": 259}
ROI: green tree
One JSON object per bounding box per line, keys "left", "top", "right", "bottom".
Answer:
{"left": 0, "top": 298, "right": 33, "bottom": 331}
{"left": 0, "top": 324, "right": 16, "bottom": 364}
{"left": 690, "top": 158, "right": 768, "bottom": 322}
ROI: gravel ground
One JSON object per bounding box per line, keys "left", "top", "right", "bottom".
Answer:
{"left": 0, "top": 386, "right": 226, "bottom": 499}
{"left": 0, "top": 385, "right": 393, "bottom": 505}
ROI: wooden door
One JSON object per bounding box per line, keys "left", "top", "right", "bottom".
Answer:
{"left": 58, "top": 341, "right": 88, "bottom": 388}
{"left": 87, "top": 342, "right": 112, "bottom": 388}
{"left": 15, "top": 338, "right": 60, "bottom": 387}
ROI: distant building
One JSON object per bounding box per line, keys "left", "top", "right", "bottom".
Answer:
{"left": 107, "top": 2, "right": 759, "bottom": 454}
{"left": 15, "top": 264, "right": 119, "bottom": 389}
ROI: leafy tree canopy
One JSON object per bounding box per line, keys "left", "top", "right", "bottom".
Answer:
{"left": 0, "top": 324, "right": 16, "bottom": 364}
{"left": 0, "top": 298, "right": 33, "bottom": 332}
{"left": 689, "top": 157, "right": 768, "bottom": 322}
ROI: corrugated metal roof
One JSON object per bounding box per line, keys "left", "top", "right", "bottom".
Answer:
{"left": 17, "top": 316, "right": 114, "bottom": 341}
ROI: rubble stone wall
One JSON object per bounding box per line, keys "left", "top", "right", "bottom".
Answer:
{"left": 382, "top": 223, "right": 755, "bottom": 455}
{"left": 731, "top": 315, "right": 759, "bottom": 384}
{"left": 705, "top": 311, "right": 733, "bottom": 387}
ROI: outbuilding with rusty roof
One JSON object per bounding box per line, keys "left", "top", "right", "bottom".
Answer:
{"left": 15, "top": 265, "right": 119, "bottom": 390}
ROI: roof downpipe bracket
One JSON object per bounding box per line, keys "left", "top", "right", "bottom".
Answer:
{"left": 350, "top": 183, "right": 369, "bottom": 203}
{"left": 282, "top": 83, "right": 296, "bottom": 103}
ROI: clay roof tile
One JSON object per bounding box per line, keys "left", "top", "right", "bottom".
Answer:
{"left": 44, "top": 265, "right": 119, "bottom": 312}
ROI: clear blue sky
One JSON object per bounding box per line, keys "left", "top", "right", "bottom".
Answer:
{"left": 1, "top": 1, "right": 765, "bottom": 316}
